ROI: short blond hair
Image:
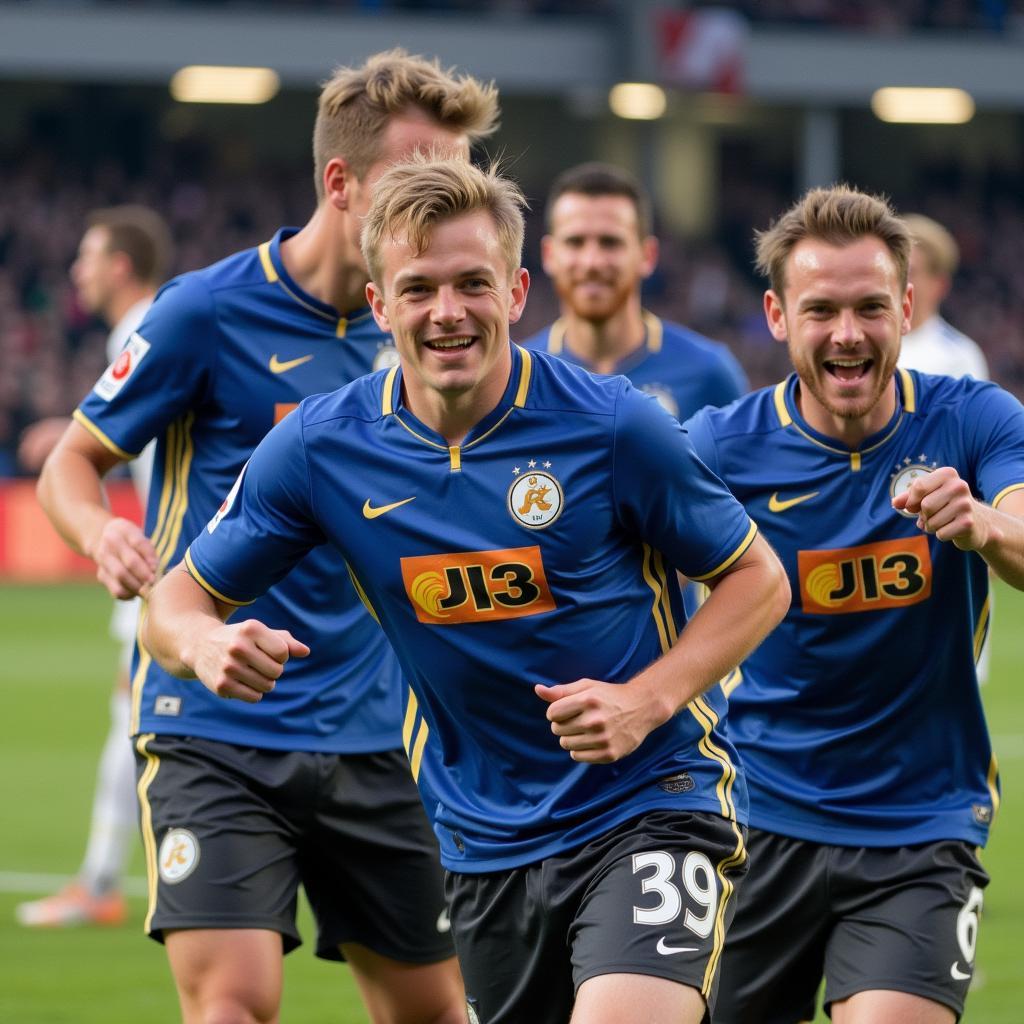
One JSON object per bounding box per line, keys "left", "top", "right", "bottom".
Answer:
{"left": 313, "top": 49, "right": 500, "bottom": 200}
{"left": 902, "top": 213, "right": 959, "bottom": 277}
{"left": 361, "top": 156, "right": 527, "bottom": 289}
{"left": 755, "top": 185, "right": 911, "bottom": 298}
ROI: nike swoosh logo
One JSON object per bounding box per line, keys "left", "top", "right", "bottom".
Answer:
{"left": 269, "top": 353, "right": 314, "bottom": 374}
{"left": 950, "top": 962, "right": 972, "bottom": 981}
{"left": 656, "top": 937, "right": 699, "bottom": 956}
{"left": 363, "top": 497, "right": 416, "bottom": 519}
{"left": 768, "top": 491, "right": 819, "bottom": 513}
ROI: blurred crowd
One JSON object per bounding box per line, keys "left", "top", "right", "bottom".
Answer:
{"left": 1, "top": 143, "right": 1022, "bottom": 474}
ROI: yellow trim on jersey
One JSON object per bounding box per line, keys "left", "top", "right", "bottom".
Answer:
{"left": 640, "top": 543, "right": 673, "bottom": 656}
{"left": 395, "top": 415, "right": 448, "bottom": 451}
{"left": 462, "top": 407, "right": 516, "bottom": 452}
{"left": 134, "top": 734, "right": 161, "bottom": 935}
{"left": 402, "top": 690, "right": 419, "bottom": 753}
{"left": 721, "top": 666, "right": 743, "bottom": 698}
{"left": 381, "top": 364, "right": 400, "bottom": 416}
{"left": 772, "top": 381, "right": 791, "bottom": 427}
{"left": 992, "top": 482, "right": 1024, "bottom": 509}
{"left": 850, "top": 451, "right": 862, "bottom": 472}
{"left": 257, "top": 241, "right": 278, "bottom": 283}
{"left": 987, "top": 753, "right": 1001, "bottom": 820}
{"left": 346, "top": 563, "right": 380, "bottom": 624}
{"left": 652, "top": 549, "right": 678, "bottom": 645}
{"left": 184, "top": 549, "right": 255, "bottom": 606}
{"left": 71, "top": 409, "right": 136, "bottom": 460}
{"left": 513, "top": 345, "right": 533, "bottom": 407}
{"left": 449, "top": 446, "right": 462, "bottom": 472}
{"left": 129, "top": 603, "right": 151, "bottom": 735}
{"left": 688, "top": 521, "right": 758, "bottom": 583}
{"left": 157, "top": 413, "right": 196, "bottom": 569}
{"left": 641, "top": 310, "right": 663, "bottom": 353}
{"left": 336, "top": 317, "right": 347, "bottom": 339}
{"left": 410, "top": 721, "right": 429, "bottom": 781}
{"left": 973, "top": 595, "right": 990, "bottom": 663}
{"left": 898, "top": 367, "right": 916, "bottom": 412}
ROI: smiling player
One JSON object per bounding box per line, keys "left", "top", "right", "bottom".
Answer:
{"left": 685, "top": 185, "right": 1024, "bottom": 1024}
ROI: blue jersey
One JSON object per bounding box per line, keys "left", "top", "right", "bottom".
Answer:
{"left": 186, "top": 346, "right": 758, "bottom": 871}
{"left": 522, "top": 311, "right": 747, "bottom": 420}
{"left": 75, "top": 228, "right": 402, "bottom": 753}
{"left": 685, "top": 369, "right": 1024, "bottom": 847}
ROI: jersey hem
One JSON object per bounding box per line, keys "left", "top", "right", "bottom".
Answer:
{"left": 72, "top": 409, "right": 137, "bottom": 460}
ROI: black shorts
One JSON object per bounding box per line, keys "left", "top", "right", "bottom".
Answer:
{"left": 446, "top": 809, "right": 748, "bottom": 1024}
{"left": 134, "top": 734, "right": 453, "bottom": 963}
{"left": 714, "top": 828, "right": 990, "bottom": 1023}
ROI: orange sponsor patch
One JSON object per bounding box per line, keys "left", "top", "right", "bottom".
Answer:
{"left": 798, "top": 535, "right": 932, "bottom": 615}
{"left": 401, "top": 545, "right": 556, "bottom": 625}
{"left": 274, "top": 402, "right": 299, "bottom": 425}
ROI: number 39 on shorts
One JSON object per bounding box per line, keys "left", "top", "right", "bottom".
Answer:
{"left": 631, "top": 850, "right": 718, "bottom": 938}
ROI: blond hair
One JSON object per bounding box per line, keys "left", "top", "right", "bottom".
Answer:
{"left": 313, "top": 49, "right": 499, "bottom": 200}
{"left": 361, "top": 156, "right": 526, "bottom": 290}
{"left": 755, "top": 185, "right": 911, "bottom": 298}
{"left": 902, "top": 213, "right": 959, "bottom": 277}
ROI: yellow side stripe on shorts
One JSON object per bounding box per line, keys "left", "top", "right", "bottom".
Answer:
{"left": 134, "top": 734, "right": 161, "bottom": 935}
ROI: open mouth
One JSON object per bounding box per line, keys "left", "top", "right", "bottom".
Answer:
{"left": 823, "top": 357, "right": 872, "bottom": 383}
{"left": 424, "top": 336, "right": 476, "bottom": 352}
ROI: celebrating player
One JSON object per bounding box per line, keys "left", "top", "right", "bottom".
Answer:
{"left": 523, "top": 162, "right": 747, "bottom": 420}
{"left": 17, "top": 206, "right": 171, "bottom": 929}
{"left": 37, "top": 51, "right": 499, "bottom": 1024}
{"left": 143, "top": 156, "right": 789, "bottom": 1024}
{"left": 685, "top": 185, "right": 1024, "bottom": 1024}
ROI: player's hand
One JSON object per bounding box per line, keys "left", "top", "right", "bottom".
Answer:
{"left": 191, "top": 620, "right": 310, "bottom": 703}
{"left": 892, "top": 466, "right": 990, "bottom": 551}
{"left": 88, "top": 516, "right": 160, "bottom": 600}
{"left": 535, "top": 678, "right": 664, "bottom": 764}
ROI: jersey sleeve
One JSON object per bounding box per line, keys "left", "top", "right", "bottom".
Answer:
{"left": 961, "top": 381, "right": 1024, "bottom": 508}
{"left": 184, "top": 407, "right": 326, "bottom": 606}
{"left": 612, "top": 382, "right": 755, "bottom": 580}
{"left": 74, "top": 274, "right": 217, "bottom": 459}
{"left": 707, "top": 346, "right": 749, "bottom": 407}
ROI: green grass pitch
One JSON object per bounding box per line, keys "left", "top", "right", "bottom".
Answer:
{"left": 0, "top": 580, "right": 1021, "bottom": 1022}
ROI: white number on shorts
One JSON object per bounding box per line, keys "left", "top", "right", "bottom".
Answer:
{"left": 956, "top": 886, "right": 984, "bottom": 963}
{"left": 631, "top": 850, "right": 719, "bottom": 937}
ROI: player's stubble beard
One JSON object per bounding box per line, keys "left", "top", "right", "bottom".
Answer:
{"left": 789, "top": 337, "right": 900, "bottom": 423}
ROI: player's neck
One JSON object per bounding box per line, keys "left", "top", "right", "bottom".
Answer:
{"left": 104, "top": 284, "right": 153, "bottom": 330}
{"left": 280, "top": 207, "right": 370, "bottom": 314}
{"left": 796, "top": 378, "right": 899, "bottom": 449}
{"left": 560, "top": 302, "right": 646, "bottom": 375}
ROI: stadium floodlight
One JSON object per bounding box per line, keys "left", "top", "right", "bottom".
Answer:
{"left": 609, "top": 83, "right": 667, "bottom": 120}
{"left": 870, "top": 87, "right": 975, "bottom": 124}
{"left": 170, "top": 66, "right": 280, "bottom": 105}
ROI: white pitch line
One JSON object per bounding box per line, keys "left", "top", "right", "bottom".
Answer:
{"left": 0, "top": 871, "right": 147, "bottom": 897}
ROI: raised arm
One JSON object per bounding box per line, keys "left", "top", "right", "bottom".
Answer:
{"left": 144, "top": 563, "right": 309, "bottom": 703}
{"left": 37, "top": 420, "right": 157, "bottom": 599}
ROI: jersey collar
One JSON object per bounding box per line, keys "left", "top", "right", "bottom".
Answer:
{"left": 773, "top": 367, "right": 916, "bottom": 470}
{"left": 379, "top": 344, "right": 534, "bottom": 466}
{"left": 258, "top": 228, "right": 375, "bottom": 335}
{"left": 546, "top": 310, "right": 661, "bottom": 374}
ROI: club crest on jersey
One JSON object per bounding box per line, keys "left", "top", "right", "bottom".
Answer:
{"left": 890, "top": 455, "right": 939, "bottom": 518}
{"left": 373, "top": 344, "right": 400, "bottom": 371}
{"left": 508, "top": 460, "right": 563, "bottom": 529}
{"left": 207, "top": 462, "right": 248, "bottom": 534}
{"left": 94, "top": 332, "right": 151, "bottom": 401}
{"left": 640, "top": 384, "right": 679, "bottom": 419}
{"left": 158, "top": 828, "right": 200, "bottom": 884}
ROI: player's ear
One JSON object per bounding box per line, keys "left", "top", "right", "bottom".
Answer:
{"left": 764, "top": 290, "right": 788, "bottom": 343}
{"left": 901, "top": 282, "right": 914, "bottom": 335}
{"left": 507, "top": 268, "right": 530, "bottom": 326}
{"left": 640, "top": 235, "right": 659, "bottom": 278}
{"left": 322, "top": 157, "right": 354, "bottom": 211}
{"left": 367, "top": 282, "right": 390, "bottom": 333}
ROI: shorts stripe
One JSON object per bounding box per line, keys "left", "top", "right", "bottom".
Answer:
{"left": 135, "top": 733, "right": 161, "bottom": 935}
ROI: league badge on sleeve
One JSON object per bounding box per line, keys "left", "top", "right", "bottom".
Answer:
{"left": 207, "top": 462, "right": 248, "bottom": 534}
{"left": 93, "top": 332, "right": 151, "bottom": 401}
